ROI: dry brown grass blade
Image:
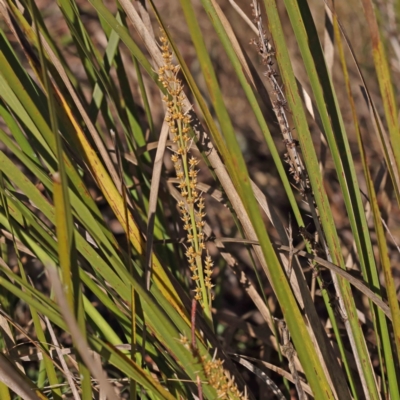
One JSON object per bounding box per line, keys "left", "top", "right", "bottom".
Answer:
{"left": 230, "top": 354, "right": 313, "bottom": 397}
{"left": 0, "top": 309, "right": 24, "bottom": 374}
{"left": 216, "top": 238, "right": 391, "bottom": 319}
{"left": 119, "top": 0, "right": 162, "bottom": 67}
{"left": 324, "top": 2, "right": 335, "bottom": 74}
{"left": 47, "top": 266, "right": 120, "bottom": 400}
{"left": 10, "top": 344, "right": 131, "bottom": 363}
{"left": 0, "top": 231, "right": 35, "bottom": 257}
{"left": 167, "top": 178, "right": 225, "bottom": 204}
{"left": 0, "top": 352, "right": 46, "bottom": 400}
{"left": 135, "top": 0, "right": 156, "bottom": 41}
{"left": 231, "top": 355, "right": 286, "bottom": 400}
{"left": 251, "top": 185, "right": 346, "bottom": 396}
{"left": 210, "top": 0, "right": 254, "bottom": 86}
{"left": 277, "top": 245, "right": 391, "bottom": 320}
{"left": 216, "top": 243, "right": 274, "bottom": 329}
{"left": 44, "top": 316, "right": 81, "bottom": 400}
{"left": 123, "top": 140, "right": 174, "bottom": 166}
{"left": 277, "top": 320, "right": 307, "bottom": 400}
{"left": 0, "top": 308, "right": 63, "bottom": 368}
{"left": 145, "top": 119, "right": 169, "bottom": 289}
{"left": 228, "top": 0, "right": 256, "bottom": 31}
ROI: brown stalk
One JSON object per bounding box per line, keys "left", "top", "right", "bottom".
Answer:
{"left": 44, "top": 316, "right": 81, "bottom": 400}
{"left": 47, "top": 266, "right": 120, "bottom": 400}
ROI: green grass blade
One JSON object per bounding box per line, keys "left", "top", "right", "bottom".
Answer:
{"left": 273, "top": 0, "right": 381, "bottom": 396}
{"left": 360, "top": 0, "right": 400, "bottom": 186}
{"left": 0, "top": 178, "right": 62, "bottom": 399}
{"left": 333, "top": 7, "right": 399, "bottom": 397}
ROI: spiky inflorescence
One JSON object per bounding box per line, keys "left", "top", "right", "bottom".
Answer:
{"left": 250, "top": 2, "right": 327, "bottom": 261}
{"left": 203, "top": 357, "right": 248, "bottom": 399}
{"left": 178, "top": 334, "right": 248, "bottom": 400}
{"left": 158, "top": 31, "right": 213, "bottom": 313}
{"left": 250, "top": 1, "right": 308, "bottom": 193}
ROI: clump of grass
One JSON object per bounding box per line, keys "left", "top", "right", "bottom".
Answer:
{"left": 0, "top": 0, "right": 400, "bottom": 398}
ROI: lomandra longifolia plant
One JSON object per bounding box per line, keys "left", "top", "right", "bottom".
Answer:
{"left": 0, "top": 0, "right": 400, "bottom": 398}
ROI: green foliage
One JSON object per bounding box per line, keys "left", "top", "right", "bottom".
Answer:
{"left": 0, "top": 0, "right": 399, "bottom": 399}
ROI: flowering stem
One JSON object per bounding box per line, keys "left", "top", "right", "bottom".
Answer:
{"left": 158, "top": 31, "right": 213, "bottom": 327}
